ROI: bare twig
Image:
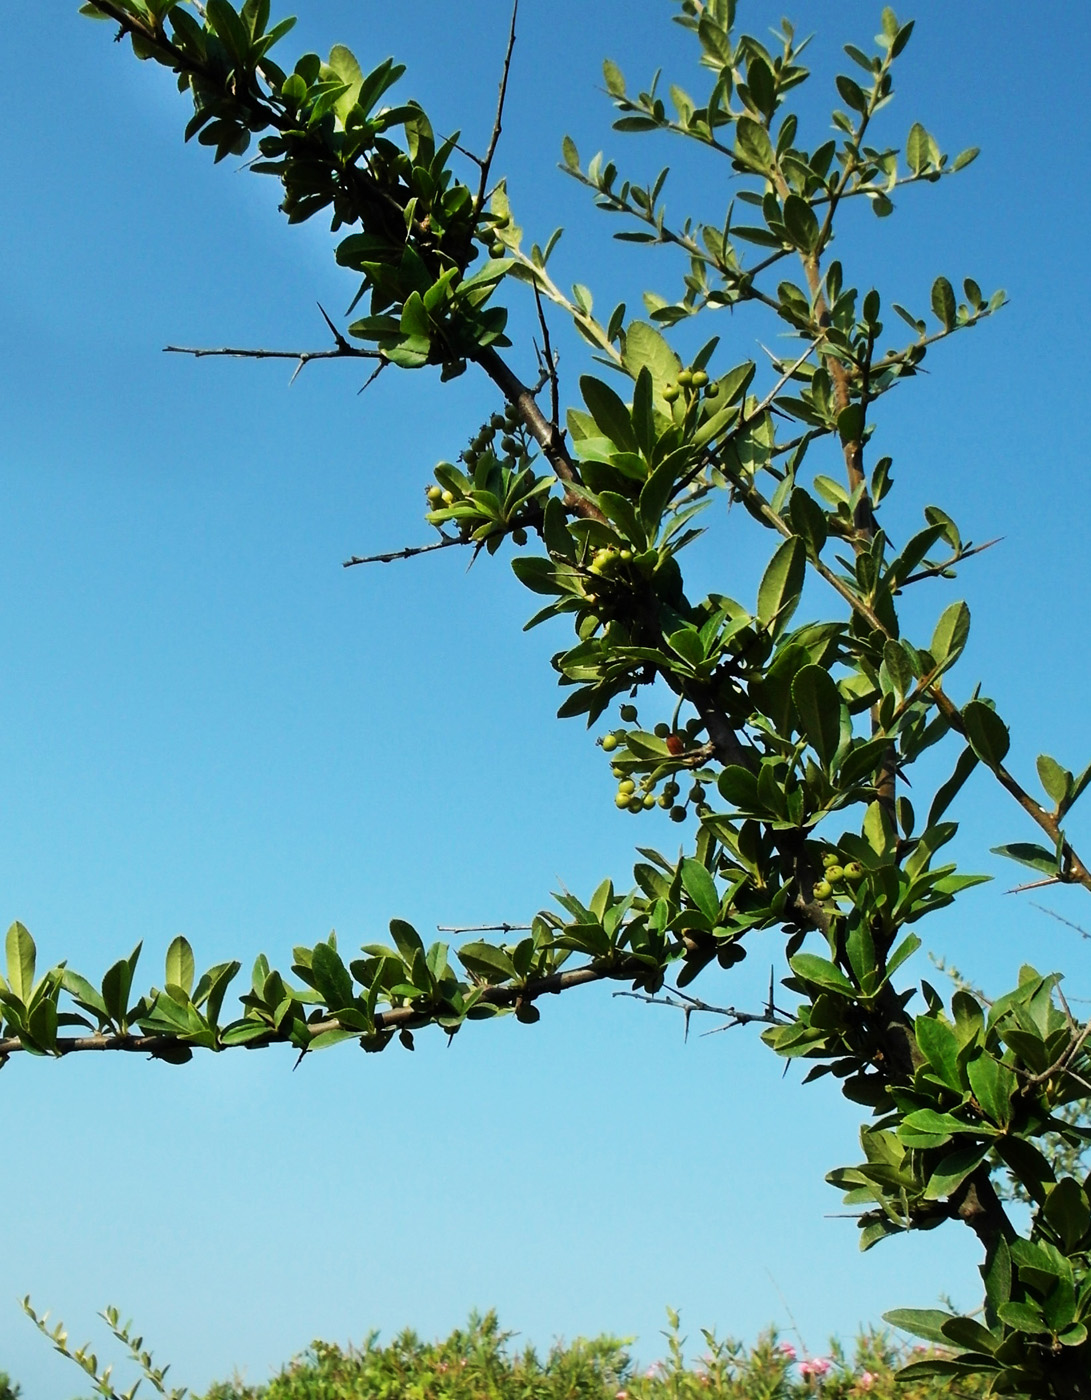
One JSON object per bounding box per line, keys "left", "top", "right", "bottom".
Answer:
{"left": 613, "top": 978, "right": 790, "bottom": 1042}
{"left": 900, "top": 537, "right": 1002, "bottom": 587}
{"left": 342, "top": 536, "right": 465, "bottom": 569}
{"left": 436, "top": 923, "right": 532, "bottom": 935}
{"left": 532, "top": 281, "right": 560, "bottom": 429}
{"left": 1004, "top": 876, "right": 1062, "bottom": 896}
{"left": 1030, "top": 902, "right": 1091, "bottom": 941}
{"left": 475, "top": 0, "right": 519, "bottom": 219}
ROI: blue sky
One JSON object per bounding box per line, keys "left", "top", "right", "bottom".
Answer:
{"left": 3, "top": 1, "right": 1091, "bottom": 1395}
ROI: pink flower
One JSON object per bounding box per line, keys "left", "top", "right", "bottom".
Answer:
{"left": 776, "top": 1343, "right": 797, "bottom": 1361}
{"left": 799, "top": 1357, "right": 831, "bottom": 1379}
{"left": 858, "top": 1372, "right": 876, "bottom": 1391}
{"left": 616, "top": 1390, "right": 629, "bottom": 1398}
{"left": 644, "top": 1367, "right": 659, "bottom": 1379}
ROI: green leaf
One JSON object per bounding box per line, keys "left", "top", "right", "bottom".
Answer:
{"left": 931, "top": 276, "right": 956, "bottom": 330}
{"left": 788, "top": 488, "right": 827, "bottom": 560}
{"left": 924, "top": 1145, "right": 988, "bottom": 1200}
{"left": 782, "top": 195, "right": 820, "bottom": 254}
{"left": 457, "top": 941, "right": 518, "bottom": 983}
{"left": 390, "top": 919, "right": 425, "bottom": 963}
{"left": 756, "top": 537, "right": 805, "bottom": 635}
{"left": 883, "top": 1309, "right": 958, "bottom": 1348}
{"left": 961, "top": 700, "right": 1010, "bottom": 769}
{"left": 930, "top": 600, "right": 969, "bottom": 668}
{"left": 580, "top": 376, "right": 637, "bottom": 452}
{"left": 906, "top": 122, "right": 929, "bottom": 174}
{"left": 991, "top": 842, "right": 1058, "bottom": 876}
{"left": 915, "top": 1014, "right": 963, "bottom": 1093}
{"left": 5, "top": 921, "right": 36, "bottom": 1004}
{"left": 1036, "top": 753, "right": 1072, "bottom": 808}
{"left": 621, "top": 322, "right": 680, "bottom": 395}
{"left": 967, "top": 1054, "right": 1017, "bottom": 1129}
{"left": 940, "top": 1317, "right": 1000, "bottom": 1356}
{"left": 561, "top": 135, "right": 580, "bottom": 170}
{"left": 165, "top": 936, "right": 195, "bottom": 997}
{"left": 1043, "top": 1177, "right": 1091, "bottom": 1252}
{"left": 681, "top": 859, "right": 719, "bottom": 924}
{"left": 602, "top": 58, "right": 625, "bottom": 97}
{"left": 791, "top": 665, "right": 842, "bottom": 769}
{"left": 735, "top": 116, "right": 774, "bottom": 172}
{"left": 996, "top": 1301, "right": 1050, "bottom": 1336}
{"left": 789, "top": 953, "right": 854, "bottom": 995}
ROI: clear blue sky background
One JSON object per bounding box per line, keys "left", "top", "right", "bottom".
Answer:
{"left": 4, "top": 2, "right": 1091, "bottom": 1395}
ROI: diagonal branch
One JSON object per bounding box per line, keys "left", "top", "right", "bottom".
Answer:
{"left": 343, "top": 537, "right": 466, "bottom": 569}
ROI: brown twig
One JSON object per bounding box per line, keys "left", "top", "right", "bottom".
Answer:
{"left": 342, "top": 536, "right": 465, "bottom": 569}
{"left": 474, "top": 0, "right": 519, "bottom": 220}
{"left": 436, "top": 923, "right": 532, "bottom": 935}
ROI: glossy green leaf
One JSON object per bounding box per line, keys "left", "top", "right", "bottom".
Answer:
{"left": 165, "top": 936, "right": 195, "bottom": 997}
{"left": 756, "top": 537, "right": 805, "bottom": 635}
{"left": 5, "top": 922, "right": 36, "bottom": 1004}
{"left": 961, "top": 700, "right": 1009, "bottom": 769}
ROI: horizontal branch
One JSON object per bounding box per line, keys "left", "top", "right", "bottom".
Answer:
{"left": 0, "top": 957, "right": 642, "bottom": 1062}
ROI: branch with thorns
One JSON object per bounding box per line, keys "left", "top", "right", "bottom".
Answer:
{"left": 614, "top": 969, "right": 791, "bottom": 1041}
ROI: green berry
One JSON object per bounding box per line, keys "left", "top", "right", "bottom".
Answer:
{"left": 627, "top": 796, "right": 643, "bottom": 814}
{"left": 657, "top": 795, "right": 672, "bottom": 809}
{"left": 677, "top": 369, "right": 694, "bottom": 387}
{"left": 813, "top": 880, "right": 833, "bottom": 900}
{"left": 670, "top": 806, "right": 687, "bottom": 823}
{"left": 654, "top": 722, "right": 670, "bottom": 738}
{"left": 843, "top": 861, "right": 864, "bottom": 881}
{"left": 642, "top": 793, "right": 656, "bottom": 810}
{"left": 615, "top": 792, "right": 631, "bottom": 809}
{"left": 825, "top": 865, "right": 845, "bottom": 883}
{"left": 618, "top": 779, "right": 636, "bottom": 795}
{"left": 619, "top": 549, "right": 633, "bottom": 563}
{"left": 620, "top": 703, "right": 638, "bottom": 722}
{"left": 611, "top": 764, "right": 624, "bottom": 778}
{"left": 704, "top": 381, "right": 719, "bottom": 397}
{"left": 426, "top": 485, "right": 443, "bottom": 504}
{"left": 501, "top": 435, "right": 518, "bottom": 453}
{"left": 441, "top": 490, "right": 455, "bottom": 506}
{"left": 822, "top": 851, "right": 840, "bottom": 868}
{"left": 690, "top": 369, "right": 709, "bottom": 388}
{"left": 511, "top": 526, "right": 527, "bottom": 546}
{"left": 663, "top": 384, "right": 681, "bottom": 403}
{"left": 602, "top": 734, "right": 619, "bottom": 752}
{"left": 490, "top": 413, "right": 506, "bottom": 430}
{"left": 490, "top": 241, "right": 506, "bottom": 257}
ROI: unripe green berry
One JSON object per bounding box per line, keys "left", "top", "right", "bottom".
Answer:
{"left": 825, "top": 865, "right": 845, "bottom": 883}
{"left": 657, "top": 795, "right": 672, "bottom": 809}
{"left": 441, "top": 490, "right": 455, "bottom": 506}
{"left": 426, "top": 485, "right": 443, "bottom": 504}
{"left": 663, "top": 384, "right": 681, "bottom": 403}
{"left": 490, "top": 413, "right": 506, "bottom": 430}
{"left": 602, "top": 733, "right": 619, "bottom": 752}
{"left": 677, "top": 369, "right": 693, "bottom": 387}
{"left": 813, "top": 879, "right": 833, "bottom": 900}
{"left": 620, "top": 703, "right": 638, "bottom": 722}
{"left": 670, "top": 806, "right": 687, "bottom": 822}
{"left": 704, "top": 381, "right": 719, "bottom": 397}
{"left": 611, "top": 764, "right": 625, "bottom": 778}
{"left": 618, "top": 779, "right": 636, "bottom": 795}
{"left": 615, "top": 792, "right": 631, "bottom": 809}
{"left": 628, "top": 796, "right": 643, "bottom": 814}
{"left": 501, "top": 435, "right": 519, "bottom": 453}
{"left": 690, "top": 369, "right": 709, "bottom": 388}
{"left": 822, "top": 851, "right": 840, "bottom": 868}
{"left": 642, "top": 793, "right": 656, "bottom": 810}
{"left": 843, "top": 861, "right": 864, "bottom": 881}
{"left": 619, "top": 549, "right": 633, "bottom": 563}
{"left": 511, "top": 526, "right": 527, "bottom": 546}
{"left": 654, "top": 722, "right": 670, "bottom": 738}
{"left": 490, "top": 241, "right": 505, "bottom": 257}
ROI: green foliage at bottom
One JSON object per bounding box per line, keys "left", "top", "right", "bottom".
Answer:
{"left": 197, "top": 1310, "right": 986, "bottom": 1400}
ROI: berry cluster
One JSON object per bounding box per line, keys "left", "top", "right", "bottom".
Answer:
{"left": 601, "top": 704, "right": 710, "bottom": 821}
{"left": 662, "top": 367, "right": 716, "bottom": 404}
{"left": 812, "top": 850, "right": 865, "bottom": 901}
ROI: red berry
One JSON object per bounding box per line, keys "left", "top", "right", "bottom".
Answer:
{"left": 665, "top": 733, "right": 685, "bottom": 756}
